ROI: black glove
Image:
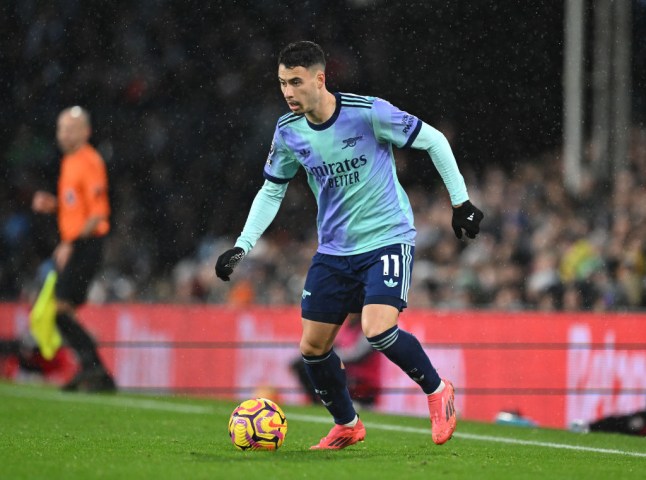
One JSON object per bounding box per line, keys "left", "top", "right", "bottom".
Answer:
{"left": 215, "top": 247, "right": 245, "bottom": 281}
{"left": 451, "top": 200, "right": 484, "bottom": 239}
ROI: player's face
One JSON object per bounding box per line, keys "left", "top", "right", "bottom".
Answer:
{"left": 56, "top": 112, "right": 90, "bottom": 154}
{"left": 278, "top": 64, "right": 324, "bottom": 115}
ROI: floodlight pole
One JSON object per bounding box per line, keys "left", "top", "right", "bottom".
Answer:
{"left": 563, "top": 0, "right": 585, "bottom": 195}
{"left": 611, "top": 0, "right": 631, "bottom": 175}
{"left": 591, "top": 0, "right": 632, "bottom": 182}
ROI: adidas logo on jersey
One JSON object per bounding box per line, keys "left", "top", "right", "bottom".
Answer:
{"left": 384, "top": 278, "right": 399, "bottom": 288}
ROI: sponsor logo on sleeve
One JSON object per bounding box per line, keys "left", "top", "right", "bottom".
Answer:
{"left": 401, "top": 114, "right": 416, "bottom": 135}
{"left": 266, "top": 142, "right": 275, "bottom": 166}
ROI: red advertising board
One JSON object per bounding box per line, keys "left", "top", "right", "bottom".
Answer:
{"left": 1, "top": 303, "right": 644, "bottom": 429}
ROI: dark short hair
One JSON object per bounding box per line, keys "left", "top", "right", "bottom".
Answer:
{"left": 278, "top": 41, "right": 326, "bottom": 69}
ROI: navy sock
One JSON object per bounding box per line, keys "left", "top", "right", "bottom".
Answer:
{"left": 302, "top": 349, "right": 357, "bottom": 425}
{"left": 368, "top": 326, "right": 441, "bottom": 394}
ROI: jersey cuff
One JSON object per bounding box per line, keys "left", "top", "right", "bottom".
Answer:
{"left": 402, "top": 119, "right": 422, "bottom": 149}
{"left": 263, "top": 172, "right": 292, "bottom": 184}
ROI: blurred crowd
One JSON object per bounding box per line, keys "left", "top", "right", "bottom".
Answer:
{"left": 1, "top": 1, "right": 645, "bottom": 311}
{"left": 164, "top": 133, "right": 646, "bottom": 312}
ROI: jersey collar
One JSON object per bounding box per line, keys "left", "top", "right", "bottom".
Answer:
{"left": 306, "top": 92, "right": 341, "bottom": 131}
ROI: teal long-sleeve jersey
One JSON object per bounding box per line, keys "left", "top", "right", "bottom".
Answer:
{"left": 235, "top": 92, "right": 469, "bottom": 255}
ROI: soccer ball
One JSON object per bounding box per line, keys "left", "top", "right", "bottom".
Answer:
{"left": 228, "top": 398, "right": 288, "bottom": 450}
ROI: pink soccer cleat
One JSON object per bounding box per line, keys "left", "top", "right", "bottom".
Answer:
{"left": 310, "top": 418, "right": 366, "bottom": 450}
{"left": 427, "top": 379, "right": 457, "bottom": 445}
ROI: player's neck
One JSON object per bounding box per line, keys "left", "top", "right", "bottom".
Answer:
{"left": 305, "top": 91, "right": 336, "bottom": 125}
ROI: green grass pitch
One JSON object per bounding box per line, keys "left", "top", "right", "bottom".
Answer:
{"left": 1, "top": 382, "right": 644, "bottom": 480}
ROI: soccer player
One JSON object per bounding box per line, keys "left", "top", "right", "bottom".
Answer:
{"left": 215, "top": 41, "right": 483, "bottom": 449}
{"left": 31, "top": 106, "right": 116, "bottom": 392}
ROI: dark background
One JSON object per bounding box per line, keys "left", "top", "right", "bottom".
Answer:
{"left": 1, "top": 0, "right": 645, "bottom": 301}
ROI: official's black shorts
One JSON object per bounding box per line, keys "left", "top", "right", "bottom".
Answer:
{"left": 55, "top": 236, "right": 105, "bottom": 307}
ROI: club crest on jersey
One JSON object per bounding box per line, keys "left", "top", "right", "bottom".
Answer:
{"left": 341, "top": 135, "right": 363, "bottom": 149}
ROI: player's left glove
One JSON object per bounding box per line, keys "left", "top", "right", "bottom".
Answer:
{"left": 215, "top": 247, "right": 245, "bottom": 281}
{"left": 451, "top": 200, "right": 484, "bottom": 239}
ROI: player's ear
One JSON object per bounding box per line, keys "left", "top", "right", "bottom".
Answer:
{"left": 316, "top": 70, "right": 325, "bottom": 89}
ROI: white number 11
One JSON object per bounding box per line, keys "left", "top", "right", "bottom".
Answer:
{"left": 381, "top": 254, "right": 400, "bottom": 277}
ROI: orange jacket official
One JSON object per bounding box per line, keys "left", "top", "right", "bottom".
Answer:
{"left": 57, "top": 143, "right": 110, "bottom": 242}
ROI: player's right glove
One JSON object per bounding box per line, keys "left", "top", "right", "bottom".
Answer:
{"left": 451, "top": 200, "right": 484, "bottom": 239}
{"left": 215, "top": 247, "right": 245, "bottom": 281}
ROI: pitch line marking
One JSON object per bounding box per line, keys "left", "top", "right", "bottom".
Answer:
{"left": 0, "top": 383, "right": 212, "bottom": 414}
{"left": 287, "top": 414, "right": 646, "bottom": 458}
{"left": 2, "top": 384, "right": 645, "bottom": 458}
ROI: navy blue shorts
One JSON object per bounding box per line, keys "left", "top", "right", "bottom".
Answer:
{"left": 301, "top": 243, "right": 414, "bottom": 324}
